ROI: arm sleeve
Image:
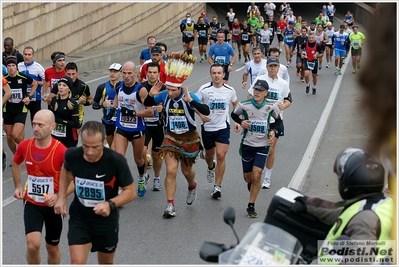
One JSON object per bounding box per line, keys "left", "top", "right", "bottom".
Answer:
{"left": 143, "top": 95, "right": 157, "bottom": 106}
{"left": 64, "top": 103, "right": 81, "bottom": 128}
{"left": 231, "top": 112, "right": 243, "bottom": 125}
{"left": 92, "top": 84, "right": 105, "bottom": 110}
{"left": 344, "top": 211, "right": 380, "bottom": 240}
{"left": 190, "top": 100, "right": 210, "bottom": 115}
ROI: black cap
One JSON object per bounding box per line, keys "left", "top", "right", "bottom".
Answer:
{"left": 221, "top": 22, "right": 225, "bottom": 26}
{"left": 267, "top": 56, "right": 279, "bottom": 66}
{"left": 151, "top": 46, "right": 163, "bottom": 55}
{"left": 253, "top": 79, "right": 269, "bottom": 91}
{"left": 58, "top": 76, "right": 73, "bottom": 89}
{"left": 339, "top": 24, "right": 345, "bottom": 29}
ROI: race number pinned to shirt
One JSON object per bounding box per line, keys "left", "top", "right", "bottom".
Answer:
{"left": 27, "top": 175, "right": 54, "bottom": 203}
{"left": 9, "top": 88, "right": 23, "bottom": 103}
{"left": 120, "top": 107, "right": 138, "bottom": 128}
{"left": 52, "top": 123, "right": 67, "bottom": 137}
{"left": 352, "top": 40, "right": 361, "bottom": 49}
{"left": 186, "top": 31, "right": 193, "bottom": 37}
{"left": 215, "top": 56, "right": 227, "bottom": 65}
{"left": 75, "top": 177, "right": 105, "bottom": 207}
{"left": 307, "top": 61, "right": 316, "bottom": 70}
{"left": 169, "top": 116, "right": 189, "bottom": 134}
{"left": 209, "top": 97, "right": 227, "bottom": 114}
{"left": 249, "top": 120, "right": 268, "bottom": 138}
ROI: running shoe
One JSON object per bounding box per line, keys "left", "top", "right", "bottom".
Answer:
{"left": 286, "top": 62, "right": 290, "bottom": 68}
{"left": 137, "top": 177, "right": 147, "bottom": 197}
{"left": 146, "top": 154, "right": 152, "bottom": 167}
{"left": 246, "top": 206, "right": 258, "bottom": 218}
{"left": 244, "top": 59, "right": 248, "bottom": 63}
{"left": 200, "top": 58, "right": 204, "bottom": 63}
{"left": 352, "top": 69, "right": 356, "bottom": 74}
{"left": 207, "top": 160, "right": 216, "bottom": 183}
{"left": 144, "top": 173, "right": 150, "bottom": 185}
{"left": 186, "top": 182, "right": 197, "bottom": 205}
{"left": 261, "top": 177, "right": 271, "bottom": 189}
{"left": 153, "top": 178, "right": 161, "bottom": 191}
{"left": 305, "top": 84, "right": 310, "bottom": 94}
{"left": 312, "top": 88, "right": 316, "bottom": 95}
{"left": 334, "top": 69, "right": 338, "bottom": 75}
{"left": 2, "top": 130, "right": 5, "bottom": 137}
{"left": 204, "top": 53, "right": 208, "bottom": 60}
{"left": 338, "top": 69, "right": 342, "bottom": 75}
{"left": 211, "top": 185, "right": 221, "bottom": 199}
{"left": 2, "top": 151, "right": 7, "bottom": 172}
{"left": 357, "top": 63, "right": 360, "bottom": 69}
{"left": 300, "top": 77, "right": 305, "bottom": 83}
{"left": 326, "top": 63, "right": 330, "bottom": 68}
{"left": 163, "top": 203, "right": 176, "bottom": 218}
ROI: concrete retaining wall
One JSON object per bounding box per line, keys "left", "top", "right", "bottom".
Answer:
{"left": 2, "top": 2, "right": 205, "bottom": 62}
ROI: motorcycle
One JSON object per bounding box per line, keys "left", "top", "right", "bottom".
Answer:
{"left": 200, "top": 187, "right": 332, "bottom": 265}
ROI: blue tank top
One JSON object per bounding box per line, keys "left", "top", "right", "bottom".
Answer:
{"left": 115, "top": 82, "right": 146, "bottom": 132}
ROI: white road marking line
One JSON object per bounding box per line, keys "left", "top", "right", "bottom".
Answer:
{"left": 3, "top": 196, "right": 17, "bottom": 207}
{"left": 288, "top": 51, "right": 350, "bottom": 190}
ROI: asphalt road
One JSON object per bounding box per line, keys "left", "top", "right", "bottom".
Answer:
{"left": 2, "top": 3, "right": 370, "bottom": 265}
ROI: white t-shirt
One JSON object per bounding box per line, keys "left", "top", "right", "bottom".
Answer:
{"left": 259, "top": 29, "right": 273, "bottom": 44}
{"left": 264, "top": 3, "right": 276, "bottom": 16}
{"left": 244, "top": 59, "right": 267, "bottom": 85}
{"left": 227, "top": 12, "right": 235, "bottom": 22}
{"left": 196, "top": 82, "right": 237, "bottom": 132}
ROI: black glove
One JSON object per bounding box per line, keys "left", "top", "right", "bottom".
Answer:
{"left": 291, "top": 196, "right": 308, "bottom": 213}
{"left": 106, "top": 107, "right": 117, "bottom": 122}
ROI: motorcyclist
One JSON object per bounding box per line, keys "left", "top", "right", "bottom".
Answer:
{"left": 292, "top": 148, "right": 394, "bottom": 264}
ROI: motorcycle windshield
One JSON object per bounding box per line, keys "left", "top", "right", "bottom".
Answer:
{"left": 219, "top": 222, "right": 303, "bottom": 265}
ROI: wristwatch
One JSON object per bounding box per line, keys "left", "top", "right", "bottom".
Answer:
{"left": 229, "top": 63, "right": 233, "bottom": 66}
{"left": 26, "top": 94, "right": 33, "bottom": 100}
{"left": 107, "top": 200, "right": 116, "bottom": 211}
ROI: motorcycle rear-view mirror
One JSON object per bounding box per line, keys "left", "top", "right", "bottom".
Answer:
{"left": 224, "top": 206, "right": 240, "bottom": 244}
{"left": 223, "top": 206, "right": 236, "bottom": 226}
{"left": 199, "top": 241, "right": 228, "bottom": 263}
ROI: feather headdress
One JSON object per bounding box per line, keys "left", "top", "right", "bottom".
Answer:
{"left": 165, "top": 52, "right": 196, "bottom": 87}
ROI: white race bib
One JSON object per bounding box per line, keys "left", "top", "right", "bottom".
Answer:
{"left": 27, "top": 175, "right": 54, "bottom": 203}
{"left": 215, "top": 56, "right": 226, "bottom": 65}
{"left": 169, "top": 116, "right": 189, "bottom": 134}
{"left": 52, "top": 123, "right": 66, "bottom": 137}
{"left": 120, "top": 107, "right": 138, "bottom": 128}
{"left": 186, "top": 31, "right": 193, "bottom": 37}
{"left": 307, "top": 61, "right": 316, "bottom": 70}
{"left": 9, "top": 88, "right": 23, "bottom": 103}
{"left": 209, "top": 97, "right": 227, "bottom": 115}
{"left": 249, "top": 120, "right": 268, "bottom": 138}
{"left": 75, "top": 177, "right": 105, "bottom": 207}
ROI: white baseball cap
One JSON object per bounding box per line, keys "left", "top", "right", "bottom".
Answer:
{"left": 109, "top": 63, "right": 122, "bottom": 71}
